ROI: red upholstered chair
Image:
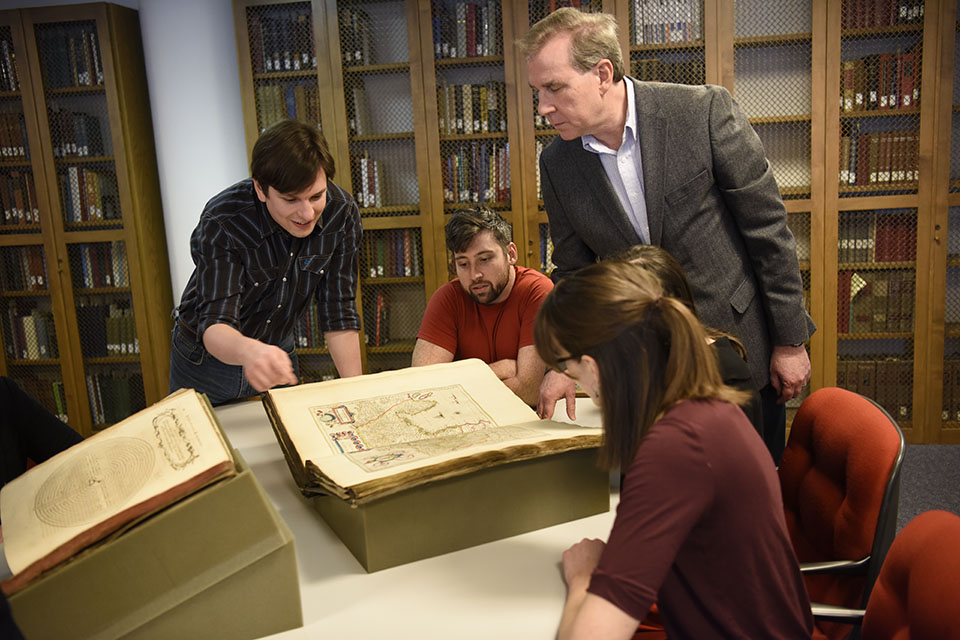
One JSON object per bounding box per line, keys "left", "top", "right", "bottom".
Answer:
{"left": 812, "top": 510, "right": 960, "bottom": 640}
{"left": 779, "top": 387, "right": 905, "bottom": 640}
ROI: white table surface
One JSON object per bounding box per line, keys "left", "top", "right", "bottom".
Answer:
{"left": 214, "top": 398, "right": 615, "bottom": 640}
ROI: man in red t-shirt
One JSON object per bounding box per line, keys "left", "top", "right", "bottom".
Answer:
{"left": 413, "top": 208, "right": 554, "bottom": 405}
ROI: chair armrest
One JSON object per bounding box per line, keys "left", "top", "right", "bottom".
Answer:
{"left": 800, "top": 557, "right": 870, "bottom": 575}
{"left": 811, "top": 602, "right": 866, "bottom": 625}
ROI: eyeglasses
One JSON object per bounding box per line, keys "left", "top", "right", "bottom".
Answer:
{"left": 553, "top": 355, "right": 580, "bottom": 373}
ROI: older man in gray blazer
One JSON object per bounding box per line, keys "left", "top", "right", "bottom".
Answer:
{"left": 521, "top": 9, "right": 815, "bottom": 462}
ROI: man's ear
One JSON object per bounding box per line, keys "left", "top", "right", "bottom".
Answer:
{"left": 597, "top": 59, "right": 614, "bottom": 94}
{"left": 252, "top": 178, "right": 268, "bottom": 203}
{"left": 506, "top": 242, "right": 519, "bottom": 265}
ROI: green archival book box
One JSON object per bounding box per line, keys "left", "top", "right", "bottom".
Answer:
{"left": 8, "top": 453, "right": 302, "bottom": 640}
{"left": 313, "top": 447, "right": 610, "bottom": 572}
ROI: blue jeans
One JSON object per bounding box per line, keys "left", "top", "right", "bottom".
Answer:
{"left": 168, "top": 324, "right": 299, "bottom": 406}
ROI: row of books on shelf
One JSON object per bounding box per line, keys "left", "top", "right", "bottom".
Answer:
{"left": 3, "top": 305, "right": 57, "bottom": 360}
{"left": 0, "top": 112, "right": 27, "bottom": 159}
{"left": 437, "top": 80, "right": 507, "bottom": 136}
{"left": 1, "top": 245, "right": 47, "bottom": 291}
{"left": 352, "top": 152, "right": 383, "bottom": 209}
{"left": 839, "top": 129, "right": 918, "bottom": 187}
{"left": 0, "top": 38, "right": 20, "bottom": 92}
{"left": 841, "top": 48, "right": 919, "bottom": 113}
{"left": 70, "top": 241, "right": 128, "bottom": 289}
{"left": 77, "top": 303, "right": 138, "bottom": 358}
{"left": 362, "top": 292, "right": 390, "bottom": 348}
{"left": 841, "top": 0, "right": 924, "bottom": 29}
{"left": 839, "top": 269, "right": 915, "bottom": 334}
{"left": 539, "top": 224, "right": 556, "bottom": 274}
{"left": 255, "top": 82, "right": 320, "bottom": 133}
{"left": 942, "top": 360, "right": 960, "bottom": 422}
{"left": 633, "top": 57, "right": 705, "bottom": 85}
{"left": 36, "top": 24, "right": 103, "bottom": 89}
{"left": 49, "top": 109, "right": 104, "bottom": 158}
{"left": 837, "top": 358, "right": 912, "bottom": 421}
{"left": 0, "top": 170, "right": 40, "bottom": 225}
{"left": 58, "top": 166, "right": 120, "bottom": 223}
{"left": 631, "top": 0, "right": 702, "bottom": 45}
{"left": 339, "top": 7, "right": 373, "bottom": 67}
{"left": 443, "top": 140, "right": 510, "bottom": 204}
{"left": 294, "top": 300, "right": 325, "bottom": 349}
{"left": 363, "top": 229, "right": 423, "bottom": 279}
{"left": 839, "top": 210, "right": 915, "bottom": 263}
{"left": 248, "top": 8, "right": 315, "bottom": 74}
{"left": 431, "top": 1, "right": 502, "bottom": 59}
{"left": 86, "top": 370, "right": 144, "bottom": 426}
{"left": 17, "top": 375, "right": 68, "bottom": 422}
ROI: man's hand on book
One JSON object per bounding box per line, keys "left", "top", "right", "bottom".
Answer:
{"left": 537, "top": 370, "right": 577, "bottom": 420}
{"left": 241, "top": 342, "right": 298, "bottom": 392}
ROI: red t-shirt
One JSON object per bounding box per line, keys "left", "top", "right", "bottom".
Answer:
{"left": 589, "top": 399, "right": 813, "bottom": 639}
{"left": 416, "top": 266, "right": 553, "bottom": 363}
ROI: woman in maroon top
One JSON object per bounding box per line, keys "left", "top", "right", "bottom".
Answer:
{"left": 534, "top": 261, "right": 812, "bottom": 640}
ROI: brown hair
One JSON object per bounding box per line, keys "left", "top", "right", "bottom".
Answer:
{"left": 607, "top": 244, "right": 748, "bottom": 360}
{"left": 251, "top": 119, "right": 336, "bottom": 195}
{"left": 517, "top": 8, "right": 625, "bottom": 83}
{"left": 534, "top": 261, "right": 749, "bottom": 469}
{"left": 445, "top": 206, "right": 512, "bottom": 254}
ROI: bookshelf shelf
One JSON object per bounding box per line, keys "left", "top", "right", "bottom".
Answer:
{"left": 252, "top": 69, "right": 317, "bottom": 81}
{"left": 750, "top": 114, "right": 811, "bottom": 125}
{"left": 839, "top": 108, "right": 921, "bottom": 119}
{"left": 0, "top": 90, "right": 21, "bottom": 99}
{"left": 435, "top": 55, "right": 505, "bottom": 68}
{"left": 0, "top": 159, "right": 33, "bottom": 169}
{"left": 366, "top": 339, "right": 415, "bottom": 354}
{"left": 734, "top": 33, "right": 812, "bottom": 48}
{"left": 7, "top": 358, "right": 61, "bottom": 367}
{"left": 839, "top": 182, "right": 919, "bottom": 195}
{"left": 839, "top": 261, "right": 916, "bottom": 270}
{"left": 297, "top": 347, "right": 329, "bottom": 356}
{"left": 629, "top": 41, "right": 703, "bottom": 53}
{"left": 444, "top": 201, "right": 510, "bottom": 211}
{"left": 1, "top": 289, "right": 50, "bottom": 297}
{"left": 53, "top": 155, "right": 114, "bottom": 165}
{"left": 85, "top": 356, "right": 140, "bottom": 364}
{"left": 838, "top": 332, "right": 914, "bottom": 340}
{"left": 74, "top": 286, "right": 132, "bottom": 295}
{"left": 438, "top": 131, "right": 508, "bottom": 142}
{"left": 351, "top": 132, "right": 415, "bottom": 142}
{"left": 343, "top": 61, "right": 410, "bottom": 74}
{"left": 45, "top": 85, "right": 106, "bottom": 98}
{"left": 362, "top": 275, "right": 424, "bottom": 285}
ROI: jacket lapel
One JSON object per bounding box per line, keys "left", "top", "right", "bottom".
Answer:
{"left": 568, "top": 138, "right": 640, "bottom": 247}
{"left": 632, "top": 78, "right": 667, "bottom": 247}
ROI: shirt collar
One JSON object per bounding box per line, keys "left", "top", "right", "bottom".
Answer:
{"left": 581, "top": 79, "right": 638, "bottom": 155}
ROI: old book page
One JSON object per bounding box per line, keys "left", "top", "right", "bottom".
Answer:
{"left": 263, "top": 359, "right": 600, "bottom": 504}
{"left": 0, "top": 388, "right": 235, "bottom": 594}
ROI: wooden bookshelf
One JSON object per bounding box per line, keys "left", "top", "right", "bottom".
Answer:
{"left": 0, "top": 4, "right": 173, "bottom": 436}
{"left": 226, "top": 0, "right": 960, "bottom": 442}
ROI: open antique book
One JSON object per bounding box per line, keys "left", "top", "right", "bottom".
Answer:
{"left": 0, "top": 388, "right": 236, "bottom": 595}
{"left": 262, "top": 359, "right": 602, "bottom": 505}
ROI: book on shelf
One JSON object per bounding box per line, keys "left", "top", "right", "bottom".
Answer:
{"left": 261, "top": 359, "right": 601, "bottom": 505}
{"left": 0, "top": 388, "right": 236, "bottom": 595}
{"left": 0, "top": 37, "right": 21, "bottom": 92}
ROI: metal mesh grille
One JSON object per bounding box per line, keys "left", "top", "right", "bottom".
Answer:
{"left": 340, "top": 1, "right": 420, "bottom": 217}
{"left": 295, "top": 297, "right": 336, "bottom": 382}
{"left": 629, "top": 0, "right": 705, "bottom": 85}
{"left": 246, "top": 2, "right": 320, "bottom": 132}
{"left": 944, "top": 207, "right": 960, "bottom": 424}
{"left": 0, "top": 26, "right": 41, "bottom": 235}
{"left": 67, "top": 241, "right": 144, "bottom": 427}
{"left": 528, "top": 1, "right": 602, "bottom": 26}
{"left": 433, "top": 1, "right": 510, "bottom": 219}
{"left": 0, "top": 243, "right": 66, "bottom": 419}
{"left": 538, "top": 222, "right": 555, "bottom": 274}
{"left": 836, "top": 207, "right": 915, "bottom": 423}
{"left": 358, "top": 228, "right": 425, "bottom": 366}
{"left": 838, "top": 0, "right": 923, "bottom": 198}
{"left": 787, "top": 211, "right": 811, "bottom": 311}
{"left": 735, "top": 0, "right": 812, "bottom": 200}
{"left": 34, "top": 21, "right": 120, "bottom": 231}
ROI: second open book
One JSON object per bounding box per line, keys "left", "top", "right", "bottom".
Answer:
{"left": 263, "top": 359, "right": 601, "bottom": 505}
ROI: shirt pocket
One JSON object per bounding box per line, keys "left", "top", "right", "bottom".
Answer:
{"left": 729, "top": 276, "right": 757, "bottom": 315}
{"left": 297, "top": 254, "right": 334, "bottom": 295}
{"left": 246, "top": 265, "right": 281, "bottom": 290}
